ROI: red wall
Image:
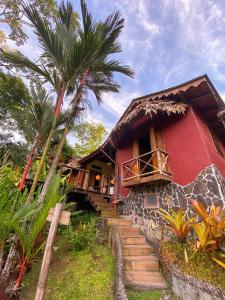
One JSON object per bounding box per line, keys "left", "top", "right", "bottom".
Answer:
{"left": 116, "top": 107, "right": 225, "bottom": 193}
{"left": 162, "top": 108, "right": 225, "bottom": 185}
{"left": 116, "top": 141, "right": 133, "bottom": 196}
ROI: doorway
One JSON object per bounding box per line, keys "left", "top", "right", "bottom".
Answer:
{"left": 138, "top": 134, "right": 153, "bottom": 175}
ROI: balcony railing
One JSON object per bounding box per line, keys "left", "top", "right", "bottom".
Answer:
{"left": 68, "top": 168, "right": 114, "bottom": 195}
{"left": 121, "top": 149, "right": 171, "bottom": 186}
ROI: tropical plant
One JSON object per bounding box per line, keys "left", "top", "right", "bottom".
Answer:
{"left": 11, "top": 86, "right": 69, "bottom": 191}
{"left": 192, "top": 222, "right": 216, "bottom": 251}
{"left": 159, "top": 208, "right": 194, "bottom": 242}
{"left": 192, "top": 200, "right": 225, "bottom": 248}
{"left": 212, "top": 257, "right": 225, "bottom": 269}
{"left": 13, "top": 173, "right": 66, "bottom": 290}
{"left": 38, "top": 0, "right": 134, "bottom": 204}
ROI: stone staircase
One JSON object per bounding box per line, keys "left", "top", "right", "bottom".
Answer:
{"left": 108, "top": 217, "right": 167, "bottom": 290}
{"left": 87, "top": 192, "right": 119, "bottom": 218}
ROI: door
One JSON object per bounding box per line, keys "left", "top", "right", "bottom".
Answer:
{"left": 138, "top": 134, "right": 152, "bottom": 176}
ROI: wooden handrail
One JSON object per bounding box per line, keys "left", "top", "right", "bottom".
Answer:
{"left": 121, "top": 149, "right": 170, "bottom": 182}
{"left": 121, "top": 148, "right": 168, "bottom": 165}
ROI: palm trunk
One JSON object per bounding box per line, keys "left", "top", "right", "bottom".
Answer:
{"left": 18, "top": 136, "right": 38, "bottom": 192}
{"left": 0, "top": 242, "right": 4, "bottom": 270}
{"left": 39, "top": 126, "right": 69, "bottom": 203}
{"left": 38, "top": 90, "right": 83, "bottom": 204}
{"left": 27, "top": 84, "right": 66, "bottom": 203}
{"left": 2, "top": 238, "right": 18, "bottom": 280}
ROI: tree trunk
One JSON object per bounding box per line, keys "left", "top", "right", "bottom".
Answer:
{"left": 39, "top": 127, "right": 69, "bottom": 204}
{"left": 2, "top": 238, "right": 18, "bottom": 280}
{"left": 0, "top": 242, "right": 4, "bottom": 270}
{"left": 18, "top": 136, "right": 38, "bottom": 192}
{"left": 27, "top": 84, "right": 66, "bottom": 203}
{"left": 38, "top": 90, "right": 83, "bottom": 204}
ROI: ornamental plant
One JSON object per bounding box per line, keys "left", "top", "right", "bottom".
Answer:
{"left": 192, "top": 200, "right": 225, "bottom": 249}
{"left": 159, "top": 208, "right": 194, "bottom": 242}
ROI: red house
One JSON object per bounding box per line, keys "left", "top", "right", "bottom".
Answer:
{"left": 64, "top": 75, "right": 225, "bottom": 223}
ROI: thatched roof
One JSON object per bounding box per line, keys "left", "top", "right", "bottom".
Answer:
{"left": 113, "top": 99, "right": 187, "bottom": 131}
{"left": 61, "top": 157, "right": 81, "bottom": 170}
{"left": 76, "top": 74, "right": 225, "bottom": 165}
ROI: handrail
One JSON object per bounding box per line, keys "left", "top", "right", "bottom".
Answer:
{"left": 122, "top": 148, "right": 168, "bottom": 165}
{"left": 121, "top": 149, "right": 171, "bottom": 182}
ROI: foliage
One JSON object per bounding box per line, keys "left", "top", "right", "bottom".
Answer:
{"left": 192, "top": 200, "right": 225, "bottom": 249}
{"left": 127, "top": 290, "right": 176, "bottom": 300}
{"left": 65, "top": 214, "right": 97, "bottom": 250}
{"left": 0, "top": 0, "right": 57, "bottom": 46}
{"left": 159, "top": 208, "right": 194, "bottom": 241}
{"left": 0, "top": 159, "right": 66, "bottom": 291}
{"left": 0, "top": 141, "right": 28, "bottom": 167}
{"left": 192, "top": 222, "right": 216, "bottom": 251}
{"left": 73, "top": 122, "right": 108, "bottom": 157}
{"left": 12, "top": 172, "right": 66, "bottom": 289}
{"left": 21, "top": 216, "right": 114, "bottom": 300}
{"left": 0, "top": 71, "right": 30, "bottom": 120}
{"left": 161, "top": 241, "right": 225, "bottom": 291}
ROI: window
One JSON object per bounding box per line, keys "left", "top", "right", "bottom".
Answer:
{"left": 144, "top": 193, "right": 159, "bottom": 208}
{"left": 210, "top": 131, "right": 225, "bottom": 158}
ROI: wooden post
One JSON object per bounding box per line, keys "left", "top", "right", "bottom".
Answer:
{"left": 35, "top": 203, "right": 63, "bottom": 300}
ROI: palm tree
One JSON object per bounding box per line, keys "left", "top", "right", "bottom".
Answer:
{"left": 38, "top": 0, "right": 134, "bottom": 203}
{"left": 11, "top": 86, "right": 69, "bottom": 191}
{"left": 1, "top": 1, "right": 101, "bottom": 202}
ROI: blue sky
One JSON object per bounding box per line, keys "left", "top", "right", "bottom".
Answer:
{"left": 2, "top": 0, "right": 225, "bottom": 144}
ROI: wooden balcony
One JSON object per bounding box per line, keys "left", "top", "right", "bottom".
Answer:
{"left": 121, "top": 149, "right": 172, "bottom": 187}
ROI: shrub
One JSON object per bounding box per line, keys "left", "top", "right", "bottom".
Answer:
{"left": 192, "top": 200, "right": 225, "bottom": 249}
{"left": 65, "top": 215, "right": 97, "bottom": 251}
{"left": 159, "top": 208, "right": 194, "bottom": 242}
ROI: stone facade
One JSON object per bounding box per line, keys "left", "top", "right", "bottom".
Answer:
{"left": 118, "top": 164, "right": 225, "bottom": 226}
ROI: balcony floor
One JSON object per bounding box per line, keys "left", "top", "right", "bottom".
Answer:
{"left": 122, "top": 173, "right": 172, "bottom": 187}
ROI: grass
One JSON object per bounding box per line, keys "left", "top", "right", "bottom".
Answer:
{"left": 127, "top": 290, "right": 165, "bottom": 300}
{"left": 161, "top": 241, "right": 225, "bottom": 291}
{"left": 20, "top": 214, "right": 115, "bottom": 300}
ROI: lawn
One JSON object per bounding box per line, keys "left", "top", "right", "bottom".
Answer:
{"left": 21, "top": 214, "right": 115, "bottom": 300}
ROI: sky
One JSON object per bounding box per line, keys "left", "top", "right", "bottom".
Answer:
{"left": 2, "top": 0, "right": 225, "bottom": 144}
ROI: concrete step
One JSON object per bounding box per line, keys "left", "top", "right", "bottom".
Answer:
{"left": 123, "top": 244, "right": 154, "bottom": 256}
{"left": 121, "top": 236, "right": 146, "bottom": 245}
{"left": 117, "top": 226, "right": 140, "bottom": 236}
{"left": 101, "top": 210, "right": 119, "bottom": 218}
{"left": 125, "top": 270, "right": 167, "bottom": 290}
{"left": 124, "top": 255, "right": 159, "bottom": 271}
{"left": 107, "top": 218, "right": 132, "bottom": 226}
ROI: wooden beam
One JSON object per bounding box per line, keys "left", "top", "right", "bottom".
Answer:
{"left": 100, "top": 149, "right": 115, "bottom": 164}
{"left": 35, "top": 203, "right": 63, "bottom": 300}
{"left": 122, "top": 174, "right": 172, "bottom": 187}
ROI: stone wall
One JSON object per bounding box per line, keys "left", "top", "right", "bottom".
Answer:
{"left": 118, "top": 164, "right": 225, "bottom": 226}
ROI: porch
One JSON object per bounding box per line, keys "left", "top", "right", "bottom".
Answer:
{"left": 68, "top": 167, "right": 114, "bottom": 195}
{"left": 121, "top": 149, "right": 172, "bottom": 187}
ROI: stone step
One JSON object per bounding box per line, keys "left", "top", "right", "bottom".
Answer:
{"left": 125, "top": 270, "right": 167, "bottom": 290}
{"left": 123, "top": 244, "right": 154, "bottom": 256}
{"left": 101, "top": 210, "right": 119, "bottom": 218}
{"left": 121, "top": 236, "right": 146, "bottom": 245}
{"left": 107, "top": 218, "right": 132, "bottom": 226}
{"left": 124, "top": 255, "right": 159, "bottom": 271}
{"left": 97, "top": 206, "right": 114, "bottom": 211}
{"left": 117, "top": 226, "right": 140, "bottom": 236}
{"left": 91, "top": 200, "right": 109, "bottom": 207}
